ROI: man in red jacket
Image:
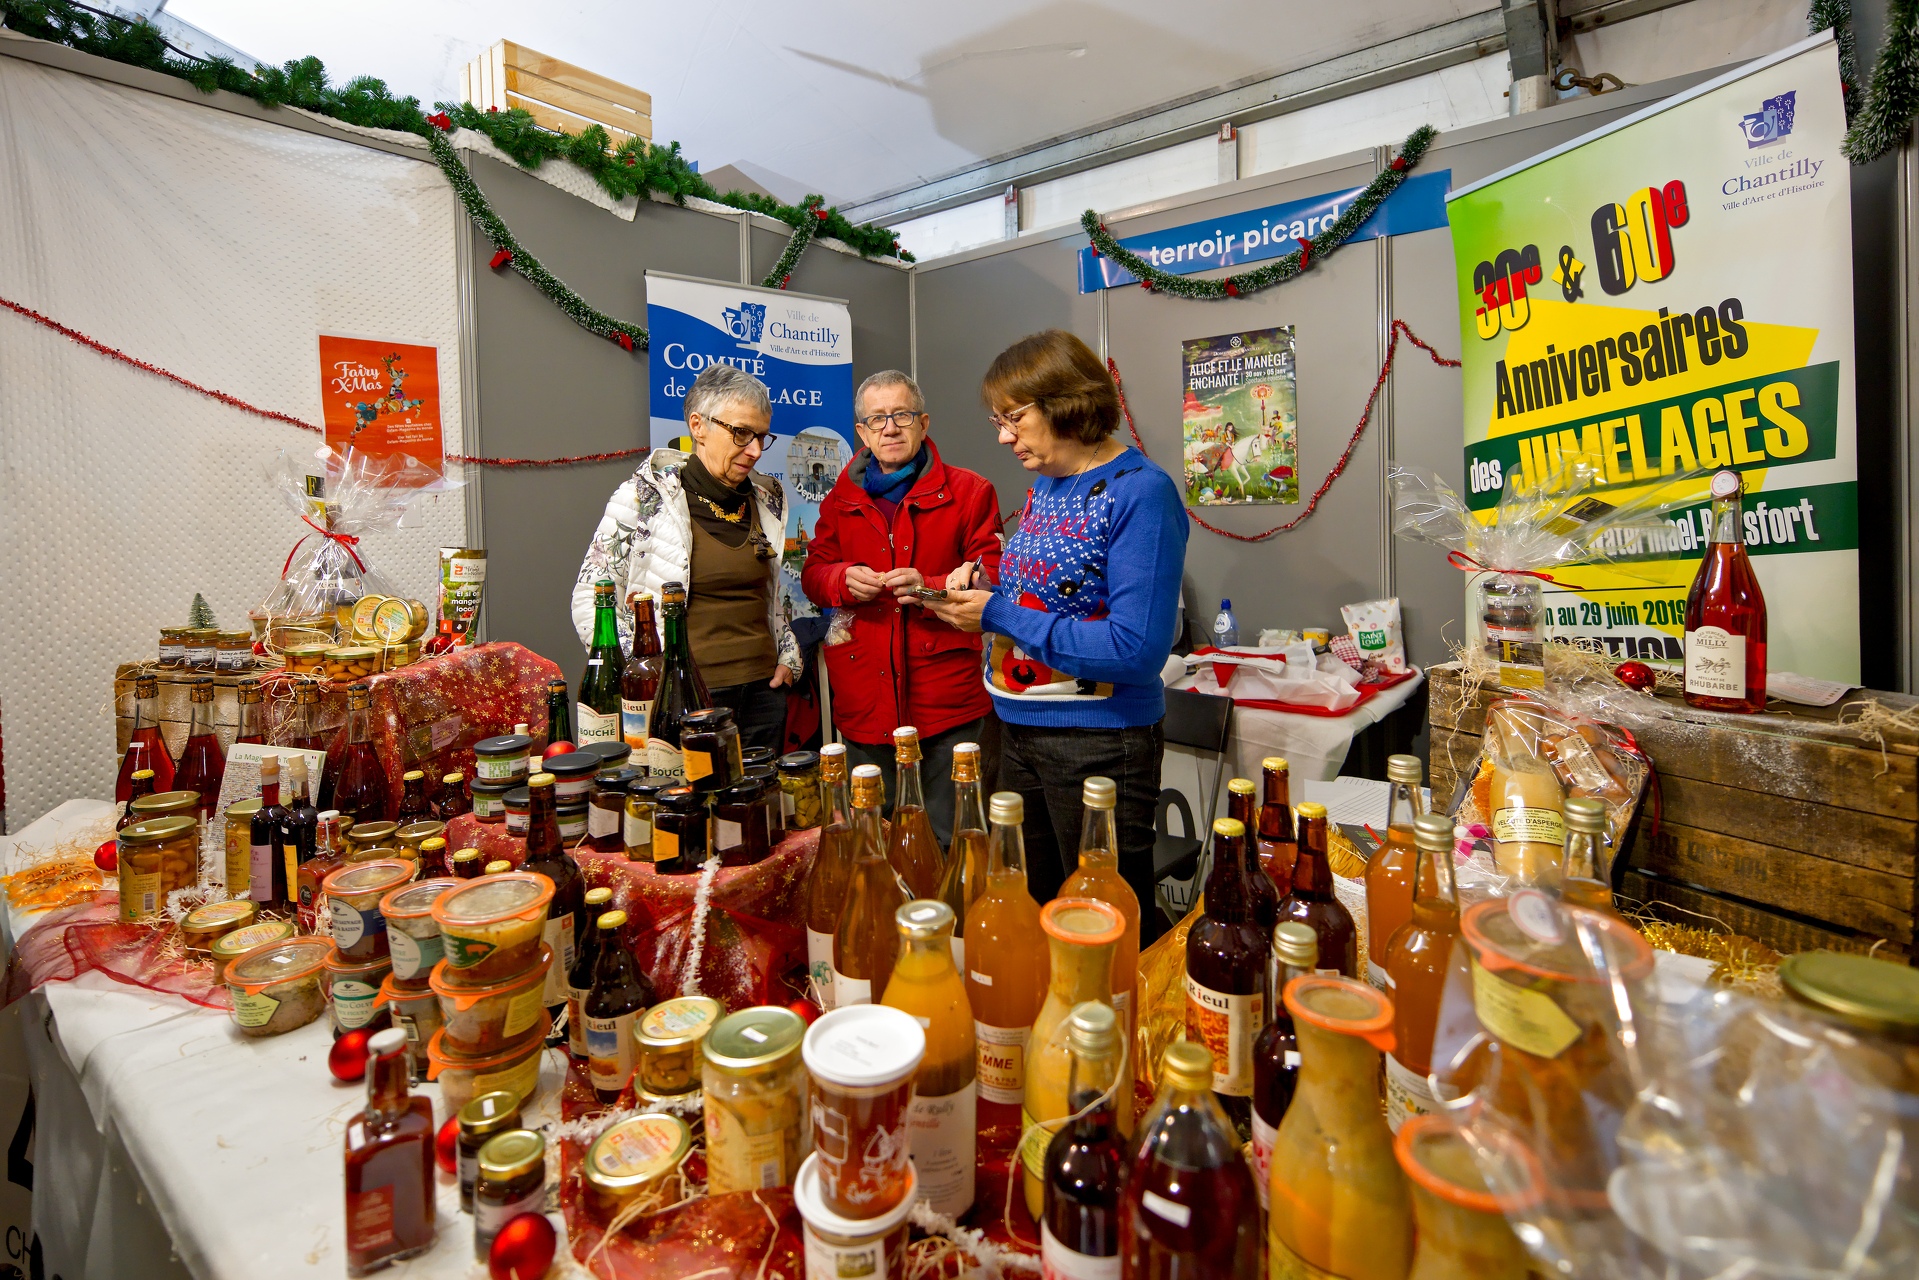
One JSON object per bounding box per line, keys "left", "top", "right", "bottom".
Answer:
{"left": 801, "top": 370, "right": 1002, "bottom": 845}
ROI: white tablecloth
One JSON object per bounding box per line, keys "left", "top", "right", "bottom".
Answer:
{"left": 1, "top": 800, "right": 568, "bottom": 1280}
{"left": 1167, "top": 666, "right": 1426, "bottom": 784}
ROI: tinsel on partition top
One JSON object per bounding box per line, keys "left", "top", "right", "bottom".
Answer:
{"left": 1080, "top": 124, "right": 1437, "bottom": 299}
{"left": 1841, "top": 0, "right": 1919, "bottom": 163}
{"left": 1807, "top": 0, "right": 1859, "bottom": 124}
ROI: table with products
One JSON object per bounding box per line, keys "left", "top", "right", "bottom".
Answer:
{"left": 1168, "top": 663, "right": 1427, "bottom": 782}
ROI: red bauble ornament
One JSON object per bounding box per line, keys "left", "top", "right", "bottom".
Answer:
{"left": 785, "top": 998, "right": 820, "bottom": 1026}
{"left": 489, "top": 248, "right": 514, "bottom": 270}
{"left": 1614, "top": 660, "right": 1656, "bottom": 692}
{"left": 544, "top": 741, "right": 576, "bottom": 761}
{"left": 812, "top": 206, "right": 828, "bottom": 221}
{"left": 489, "top": 1212, "right": 557, "bottom": 1280}
{"left": 328, "top": 1029, "right": 373, "bottom": 1082}
{"left": 436, "top": 1115, "right": 460, "bottom": 1175}
{"left": 1224, "top": 280, "right": 1239, "bottom": 297}
{"left": 615, "top": 332, "right": 634, "bottom": 353}
{"left": 94, "top": 840, "right": 117, "bottom": 872}
{"left": 1390, "top": 155, "right": 1408, "bottom": 171}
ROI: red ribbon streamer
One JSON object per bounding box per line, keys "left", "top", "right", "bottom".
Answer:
{"left": 281, "top": 513, "right": 368, "bottom": 578}
{"left": 1445, "top": 550, "right": 1584, "bottom": 591}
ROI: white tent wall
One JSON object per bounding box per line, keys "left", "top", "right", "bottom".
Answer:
{"left": 0, "top": 48, "right": 469, "bottom": 830}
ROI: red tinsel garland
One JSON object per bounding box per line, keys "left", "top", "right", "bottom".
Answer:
{"left": 1110, "top": 319, "right": 1461, "bottom": 542}
{"left": 0, "top": 294, "right": 649, "bottom": 469}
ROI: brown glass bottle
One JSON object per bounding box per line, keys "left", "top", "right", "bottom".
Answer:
{"left": 620, "top": 591, "right": 662, "bottom": 753}
{"left": 584, "top": 910, "right": 653, "bottom": 1103}
{"left": 1184, "top": 817, "right": 1268, "bottom": 1131}
{"left": 394, "top": 770, "right": 431, "bottom": 826}
{"left": 343, "top": 1027, "right": 435, "bottom": 1274}
{"left": 1256, "top": 756, "right": 1297, "bottom": 894}
{"left": 297, "top": 811, "right": 348, "bottom": 935}
{"left": 1277, "top": 801, "right": 1358, "bottom": 979}
{"left": 1224, "top": 778, "right": 1281, "bottom": 932}
{"left": 645, "top": 582, "right": 710, "bottom": 777}
{"left": 885, "top": 726, "right": 944, "bottom": 899}
{"left": 521, "top": 772, "right": 585, "bottom": 1017}
{"left": 1250, "top": 922, "right": 1316, "bottom": 1211}
{"left": 566, "top": 886, "right": 615, "bottom": 1059}
{"left": 118, "top": 768, "right": 156, "bottom": 831}
{"left": 435, "top": 772, "right": 469, "bottom": 822}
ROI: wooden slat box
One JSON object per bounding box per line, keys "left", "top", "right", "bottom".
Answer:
{"left": 1427, "top": 662, "right": 1919, "bottom": 961}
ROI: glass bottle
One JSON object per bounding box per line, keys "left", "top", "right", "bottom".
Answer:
{"left": 278, "top": 755, "right": 318, "bottom": 912}
{"left": 1021, "top": 896, "right": 1123, "bottom": 1221}
{"left": 250, "top": 754, "right": 290, "bottom": 909}
{"left": 1224, "top": 777, "right": 1281, "bottom": 932}
{"left": 645, "top": 581, "right": 710, "bottom": 778}
{"left": 1041, "top": 1002, "right": 1126, "bottom": 1277}
{"left": 394, "top": 770, "right": 431, "bottom": 826}
{"left": 1184, "top": 817, "right": 1267, "bottom": 1132}
{"left": 567, "top": 886, "right": 615, "bottom": 1059}
{"left": 450, "top": 848, "right": 481, "bottom": 879}
{"left": 880, "top": 899, "right": 977, "bottom": 1220}
{"left": 118, "top": 767, "right": 161, "bottom": 833}
{"left": 332, "top": 684, "right": 389, "bottom": 826}
{"left": 804, "top": 743, "right": 854, "bottom": 1011}
{"left": 1684, "top": 467, "right": 1767, "bottom": 712}
{"left": 831, "top": 764, "right": 905, "bottom": 1007}
{"left": 1383, "top": 812, "right": 1463, "bottom": 1134}
{"left": 1268, "top": 976, "right": 1412, "bottom": 1280}
{"left": 172, "top": 677, "right": 227, "bottom": 824}
{"left": 281, "top": 682, "right": 327, "bottom": 755}
{"left": 297, "top": 810, "right": 348, "bottom": 935}
{"left": 343, "top": 1027, "right": 435, "bottom": 1275}
{"left": 966, "top": 791, "right": 1049, "bottom": 1145}
{"left": 1251, "top": 921, "right": 1316, "bottom": 1212}
{"left": 1396, "top": 1114, "right": 1543, "bottom": 1280}
{"left": 885, "top": 727, "right": 944, "bottom": 900}
{"left": 1559, "top": 795, "right": 1620, "bottom": 916}
{"left": 522, "top": 772, "right": 585, "bottom": 1018}
{"left": 577, "top": 579, "right": 626, "bottom": 745}
{"left": 1278, "top": 801, "right": 1358, "bottom": 979}
{"left": 1485, "top": 704, "right": 1566, "bottom": 884}
{"left": 435, "top": 771, "right": 469, "bottom": 822}
{"left": 1257, "top": 755, "right": 1298, "bottom": 894}
{"left": 1059, "top": 775, "right": 1141, "bottom": 1117}
{"left": 117, "top": 673, "right": 175, "bottom": 799}
{"left": 621, "top": 591, "right": 662, "bottom": 754}
{"left": 585, "top": 909, "right": 653, "bottom": 1103}
{"left": 234, "top": 678, "right": 267, "bottom": 746}
{"left": 545, "top": 677, "right": 574, "bottom": 750}
{"left": 933, "top": 742, "right": 988, "bottom": 971}
{"left": 1122, "top": 1041, "right": 1261, "bottom": 1277}
{"left": 1365, "top": 754, "right": 1426, "bottom": 991}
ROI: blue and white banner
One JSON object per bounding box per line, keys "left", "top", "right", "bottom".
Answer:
{"left": 646, "top": 271, "right": 855, "bottom": 619}
{"left": 1076, "top": 169, "right": 1452, "bottom": 293}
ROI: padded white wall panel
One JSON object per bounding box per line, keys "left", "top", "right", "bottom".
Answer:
{"left": 0, "top": 54, "right": 468, "bottom": 828}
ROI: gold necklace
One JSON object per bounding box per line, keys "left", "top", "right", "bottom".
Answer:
{"left": 695, "top": 493, "right": 748, "bottom": 525}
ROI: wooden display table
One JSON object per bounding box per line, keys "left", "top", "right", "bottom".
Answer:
{"left": 1427, "top": 662, "right": 1919, "bottom": 961}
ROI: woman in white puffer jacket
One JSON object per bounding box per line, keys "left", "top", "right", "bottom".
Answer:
{"left": 571, "top": 364, "right": 801, "bottom": 755}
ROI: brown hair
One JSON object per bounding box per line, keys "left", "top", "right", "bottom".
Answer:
{"left": 980, "top": 329, "right": 1119, "bottom": 444}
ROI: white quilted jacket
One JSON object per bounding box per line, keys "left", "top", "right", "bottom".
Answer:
{"left": 570, "top": 449, "right": 801, "bottom": 679}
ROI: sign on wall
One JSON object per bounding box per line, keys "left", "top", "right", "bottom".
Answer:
{"left": 1446, "top": 32, "right": 1858, "bottom": 681}
{"left": 318, "top": 335, "right": 443, "bottom": 478}
{"left": 1180, "top": 326, "right": 1298, "bottom": 506}
{"left": 645, "top": 272, "right": 855, "bottom": 620}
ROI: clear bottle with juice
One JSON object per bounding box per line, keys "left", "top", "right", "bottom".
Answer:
{"left": 1122, "top": 1041, "right": 1260, "bottom": 1277}
{"left": 1225, "top": 777, "right": 1281, "bottom": 931}
{"left": 880, "top": 899, "right": 976, "bottom": 1220}
{"left": 1020, "top": 896, "right": 1123, "bottom": 1221}
{"left": 885, "top": 727, "right": 944, "bottom": 899}
{"left": 1485, "top": 704, "right": 1566, "bottom": 883}
{"left": 934, "top": 743, "right": 988, "bottom": 971}
{"left": 1267, "top": 975, "right": 1412, "bottom": 1280}
{"left": 832, "top": 764, "right": 905, "bottom": 1007}
{"left": 1256, "top": 756, "right": 1297, "bottom": 893}
{"left": 1041, "top": 1001, "right": 1127, "bottom": 1277}
{"left": 1364, "top": 754, "right": 1425, "bottom": 991}
{"left": 966, "top": 791, "right": 1049, "bottom": 1145}
{"left": 1185, "top": 817, "right": 1267, "bottom": 1133}
{"left": 117, "top": 673, "right": 175, "bottom": 800}
{"left": 1383, "top": 813, "right": 1464, "bottom": 1133}
{"left": 1278, "top": 801, "right": 1358, "bottom": 979}
{"left": 1250, "top": 921, "right": 1316, "bottom": 1212}
{"left": 805, "top": 744, "right": 854, "bottom": 1011}
{"left": 1058, "top": 774, "right": 1140, "bottom": 1130}
{"left": 1559, "top": 796, "right": 1619, "bottom": 915}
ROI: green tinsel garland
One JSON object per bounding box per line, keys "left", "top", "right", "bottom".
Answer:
{"left": 1080, "top": 125, "right": 1436, "bottom": 299}
{"left": 760, "top": 200, "right": 822, "bottom": 290}
{"left": 1808, "top": 0, "right": 1858, "bottom": 123}
{"left": 1843, "top": 0, "right": 1919, "bottom": 163}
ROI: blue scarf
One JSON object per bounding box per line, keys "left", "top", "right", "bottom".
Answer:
{"left": 860, "top": 447, "right": 925, "bottom": 504}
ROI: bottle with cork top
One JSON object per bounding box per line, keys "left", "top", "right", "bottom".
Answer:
{"left": 880, "top": 899, "right": 976, "bottom": 1219}
{"left": 832, "top": 764, "right": 905, "bottom": 1006}
{"left": 1058, "top": 775, "right": 1140, "bottom": 1105}
{"left": 885, "top": 726, "right": 944, "bottom": 899}
{"left": 966, "top": 791, "right": 1048, "bottom": 1146}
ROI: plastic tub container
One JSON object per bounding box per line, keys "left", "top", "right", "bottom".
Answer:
{"left": 379, "top": 877, "right": 460, "bottom": 990}
{"left": 322, "top": 859, "right": 414, "bottom": 961}
{"left": 226, "top": 937, "right": 332, "bottom": 1037}
{"left": 473, "top": 734, "right": 532, "bottom": 783}
{"left": 426, "top": 1012, "right": 550, "bottom": 1115}
{"left": 542, "top": 751, "right": 599, "bottom": 800}
{"left": 431, "top": 872, "right": 555, "bottom": 987}
{"left": 581, "top": 740, "right": 632, "bottom": 780}
{"left": 504, "top": 786, "right": 531, "bottom": 836}
{"left": 180, "top": 898, "right": 256, "bottom": 952}
{"left": 802, "top": 1005, "right": 926, "bottom": 1218}
{"left": 325, "top": 948, "right": 393, "bottom": 1038}
{"left": 210, "top": 919, "right": 295, "bottom": 984}
{"left": 471, "top": 779, "right": 514, "bottom": 824}
{"left": 584, "top": 1114, "right": 692, "bottom": 1217}
{"left": 794, "top": 1153, "right": 916, "bottom": 1280}
{"left": 379, "top": 974, "right": 445, "bottom": 1081}
{"left": 429, "top": 944, "right": 553, "bottom": 1056}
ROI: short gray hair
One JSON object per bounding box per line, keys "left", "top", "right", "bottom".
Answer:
{"left": 685, "top": 363, "right": 772, "bottom": 426}
{"left": 855, "top": 370, "right": 925, "bottom": 420}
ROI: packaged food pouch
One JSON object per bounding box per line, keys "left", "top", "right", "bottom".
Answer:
{"left": 1341, "top": 597, "right": 1407, "bottom": 676}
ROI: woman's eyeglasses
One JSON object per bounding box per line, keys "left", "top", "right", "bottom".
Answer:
{"left": 704, "top": 414, "right": 775, "bottom": 450}
{"left": 858, "top": 410, "right": 923, "bottom": 431}
{"left": 990, "top": 402, "right": 1036, "bottom": 433}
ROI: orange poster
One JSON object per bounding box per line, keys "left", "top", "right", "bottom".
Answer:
{"left": 319, "top": 335, "right": 443, "bottom": 479}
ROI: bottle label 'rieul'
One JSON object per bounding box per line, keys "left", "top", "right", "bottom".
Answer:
{"left": 1685, "top": 626, "right": 1747, "bottom": 698}
{"left": 1183, "top": 977, "right": 1261, "bottom": 1097}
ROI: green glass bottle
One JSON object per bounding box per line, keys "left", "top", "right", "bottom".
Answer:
{"left": 645, "top": 582, "right": 710, "bottom": 778}
{"left": 577, "top": 579, "right": 625, "bottom": 745}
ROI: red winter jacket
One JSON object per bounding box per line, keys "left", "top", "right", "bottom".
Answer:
{"left": 800, "top": 438, "right": 1002, "bottom": 745}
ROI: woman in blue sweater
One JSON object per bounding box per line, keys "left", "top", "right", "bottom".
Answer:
{"left": 924, "top": 329, "right": 1187, "bottom": 929}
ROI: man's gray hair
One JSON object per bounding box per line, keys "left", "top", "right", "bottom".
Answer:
{"left": 854, "top": 369, "right": 926, "bottom": 420}
{"left": 685, "top": 363, "right": 772, "bottom": 425}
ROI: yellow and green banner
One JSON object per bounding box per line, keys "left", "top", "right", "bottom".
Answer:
{"left": 1446, "top": 31, "right": 1857, "bottom": 682}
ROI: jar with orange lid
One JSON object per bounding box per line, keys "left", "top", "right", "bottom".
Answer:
{"left": 1019, "top": 896, "right": 1123, "bottom": 1220}
{"left": 226, "top": 936, "right": 332, "bottom": 1037}
{"left": 1395, "top": 1113, "right": 1543, "bottom": 1280}
{"left": 324, "top": 859, "right": 415, "bottom": 961}
{"left": 325, "top": 947, "right": 393, "bottom": 1038}
{"left": 380, "top": 877, "right": 459, "bottom": 990}
{"left": 1267, "top": 974, "right": 1412, "bottom": 1280}
{"left": 430, "top": 872, "right": 555, "bottom": 986}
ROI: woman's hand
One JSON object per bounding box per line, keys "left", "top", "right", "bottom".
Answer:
{"left": 945, "top": 562, "right": 981, "bottom": 591}
{"left": 770, "top": 665, "right": 795, "bottom": 688}
{"left": 925, "top": 588, "right": 992, "bottom": 633}
{"left": 843, "top": 565, "right": 886, "bottom": 602}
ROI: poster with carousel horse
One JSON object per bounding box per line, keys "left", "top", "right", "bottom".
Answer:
{"left": 1179, "top": 325, "right": 1298, "bottom": 506}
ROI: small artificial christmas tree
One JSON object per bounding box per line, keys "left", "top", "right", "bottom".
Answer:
{"left": 188, "top": 593, "right": 217, "bottom": 629}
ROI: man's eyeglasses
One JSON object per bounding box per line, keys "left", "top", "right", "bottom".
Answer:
{"left": 858, "top": 410, "right": 924, "bottom": 431}
{"left": 990, "top": 402, "right": 1036, "bottom": 433}
{"left": 704, "top": 414, "right": 775, "bottom": 450}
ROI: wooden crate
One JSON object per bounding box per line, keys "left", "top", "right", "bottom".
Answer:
{"left": 461, "top": 41, "right": 652, "bottom": 145}
{"left": 1427, "top": 662, "right": 1919, "bottom": 961}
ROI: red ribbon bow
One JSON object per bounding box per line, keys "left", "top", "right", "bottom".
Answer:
{"left": 1445, "top": 550, "right": 1582, "bottom": 590}
{"left": 282, "top": 514, "right": 367, "bottom": 578}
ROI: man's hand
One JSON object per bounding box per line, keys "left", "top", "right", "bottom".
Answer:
{"left": 925, "top": 588, "right": 991, "bottom": 633}
{"left": 843, "top": 565, "right": 886, "bottom": 602}
{"left": 884, "top": 567, "right": 925, "bottom": 599}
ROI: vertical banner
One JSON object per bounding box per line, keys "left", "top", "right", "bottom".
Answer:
{"left": 1447, "top": 32, "right": 1858, "bottom": 681}
{"left": 318, "top": 335, "right": 443, "bottom": 478}
{"left": 1180, "top": 326, "right": 1299, "bottom": 506}
{"left": 645, "top": 273, "right": 855, "bottom": 621}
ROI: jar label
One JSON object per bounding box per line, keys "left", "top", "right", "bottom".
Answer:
{"left": 1141, "top": 1188, "right": 1191, "bottom": 1227}
{"left": 704, "top": 1093, "right": 794, "bottom": 1194}
{"left": 475, "top": 755, "right": 525, "bottom": 781}
{"left": 975, "top": 1022, "right": 1028, "bottom": 1104}
{"left": 333, "top": 979, "right": 380, "bottom": 1029}
{"left": 1270, "top": 1233, "right": 1353, "bottom": 1280}
{"left": 1183, "top": 976, "right": 1261, "bottom": 1097}
{"left": 567, "top": 987, "right": 590, "bottom": 1056}
{"left": 683, "top": 748, "right": 713, "bottom": 782}
{"left": 1366, "top": 959, "right": 1390, "bottom": 992}
{"left": 473, "top": 1189, "right": 545, "bottom": 1256}
{"left": 330, "top": 900, "right": 386, "bottom": 949}
{"left": 623, "top": 811, "right": 652, "bottom": 848}
{"left": 620, "top": 699, "right": 650, "bottom": 751}
{"left": 445, "top": 933, "right": 496, "bottom": 968}
{"left": 249, "top": 841, "right": 274, "bottom": 902}
{"left": 504, "top": 983, "right": 546, "bottom": 1040}
{"left": 1491, "top": 805, "right": 1567, "bottom": 849}
{"left": 1250, "top": 1109, "right": 1278, "bottom": 1211}
{"left": 586, "top": 1009, "right": 638, "bottom": 1092}
{"left": 806, "top": 929, "right": 837, "bottom": 1011}
{"left": 542, "top": 916, "right": 575, "bottom": 1005}
{"left": 833, "top": 972, "right": 871, "bottom": 1008}
{"left": 232, "top": 989, "right": 280, "bottom": 1028}
{"left": 557, "top": 810, "right": 588, "bottom": 840}
{"left": 1384, "top": 1052, "right": 1454, "bottom": 1133}
{"left": 1331, "top": 873, "right": 1368, "bottom": 977}
{"left": 346, "top": 1185, "right": 396, "bottom": 1252}
{"left": 588, "top": 804, "right": 620, "bottom": 839}
{"left": 1041, "top": 1223, "right": 1120, "bottom": 1279}
{"left": 119, "top": 869, "right": 161, "bottom": 921}
{"left": 907, "top": 1081, "right": 976, "bottom": 1218}
{"left": 716, "top": 819, "right": 743, "bottom": 851}
{"left": 802, "top": 1221, "right": 887, "bottom": 1280}
{"left": 470, "top": 1048, "right": 541, "bottom": 1107}
{"left": 654, "top": 829, "right": 679, "bottom": 868}
{"left": 1469, "top": 957, "right": 1581, "bottom": 1058}
{"left": 1017, "top": 1106, "right": 1052, "bottom": 1185}
{"left": 1685, "top": 626, "right": 1747, "bottom": 698}
{"left": 576, "top": 703, "right": 620, "bottom": 744}
{"left": 389, "top": 929, "right": 443, "bottom": 981}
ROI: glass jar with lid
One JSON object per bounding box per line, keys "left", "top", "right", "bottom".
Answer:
{"left": 746, "top": 765, "right": 780, "bottom": 849}
{"left": 159, "top": 627, "right": 191, "bottom": 668}
{"left": 679, "top": 708, "right": 742, "bottom": 793}
{"left": 216, "top": 630, "right": 255, "bottom": 671}
{"left": 455, "top": 1091, "right": 522, "bottom": 1213}
{"left": 1480, "top": 575, "right": 1544, "bottom": 667}
{"left": 473, "top": 1130, "right": 545, "bottom": 1260}
{"left": 117, "top": 814, "right": 199, "bottom": 919}
{"left": 702, "top": 1005, "right": 809, "bottom": 1195}
{"left": 184, "top": 628, "right": 220, "bottom": 670}
{"left": 777, "top": 751, "right": 823, "bottom": 835}
{"left": 653, "top": 787, "right": 708, "bottom": 875}
{"left": 624, "top": 779, "right": 667, "bottom": 863}
{"left": 588, "top": 774, "right": 628, "bottom": 853}
{"left": 636, "top": 996, "right": 724, "bottom": 1101}
{"left": 584, "top": 1114, "right": 692, "bottom": 1216}
{"left": 713, "top": 780, "right": 770, "bottom": 868}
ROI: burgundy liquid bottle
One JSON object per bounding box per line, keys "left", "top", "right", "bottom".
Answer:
{"left": 1225, "top": 778, "right": 1281, "bottom": 931}
{"left": 1684, "top": 468, "right": 1768, "bottom": 712}
{"left": 332, "top": 683, "right": 390, "bottom": 825}
{"left": 1277, "top": 802, "right": 1358, "bottom": 979}
{"left": 234, "top": 677, "right": 267, "bottom": 746}
{"left": 117, "top": 673, "right": 175, "bottom": 800}
{"left": 1184, "top": 817, "right": 1268, "bottom": 1131}
{"left": 1249, "top": 921, "right": 1317, "bottom": 1212}
{"left": 173, "top": 677, "right": 226, "bottom": 824}
{"left": 1122, "top": 1041, "right": 1261, "bottom": 1277}
{"left": 1255, "top": 756, "right": 1297, "bottom": 894}
{"left": 1041, "top": 1002, "right": 1127, "bottom": 1276}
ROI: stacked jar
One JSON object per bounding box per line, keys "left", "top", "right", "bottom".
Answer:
{"left": 320, "top": 858, "right": 415, "bottom": 1039}
{"left": 541, "top": 751, "right": 599, "bottom": 846}
{"left": 471, "top": 733, "right": 531, "bottom": 824}
{"left": 378, "top": 876, "right": 461, "bottom": 1072}
{"left": 423, "top": 869, "right": 557, "bottom": 1113}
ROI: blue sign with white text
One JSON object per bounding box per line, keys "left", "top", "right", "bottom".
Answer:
{"left": 1076, "top": 170, "right": 1452, "bottom": 293}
